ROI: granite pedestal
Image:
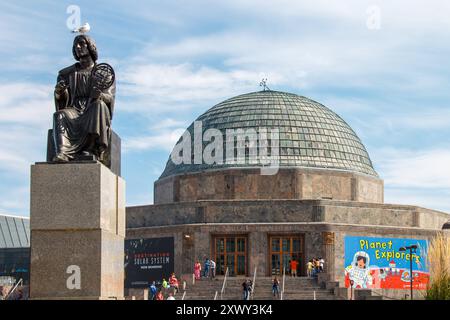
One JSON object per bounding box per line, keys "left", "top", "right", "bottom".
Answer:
{"left": 29, "top": 162, "right": 125, "bottom": 299}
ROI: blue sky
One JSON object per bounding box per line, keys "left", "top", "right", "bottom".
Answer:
{"left": 1, "top": 0, "right": 449, "bottom": 217}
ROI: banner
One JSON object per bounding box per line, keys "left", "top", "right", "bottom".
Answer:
{"left": 344, "top": 236, "right": 429, "bottom": 290}
{"left": 125, "top": 237, "right": 174, "bottom": 288}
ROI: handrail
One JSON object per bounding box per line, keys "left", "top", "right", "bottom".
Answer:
{"left": 251, "top": 266, "right": 257, "bottom": 300}
{"left": 214, "top": 291, "right": 218, "bottom": 300}
{"left": 5, "top": 278, "right": 23, "bottom": 300}
{"left": 181, "top": 291, "right": 186, "bottom": 300}
{"left": 220, "top": 267, "right": 229, "bottom": 300}
{"left": 280, "top": 267, "right": 286, "bottom": 300}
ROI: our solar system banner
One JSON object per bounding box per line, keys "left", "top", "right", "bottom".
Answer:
{"left": 344, "top": 236, "right": 429, "bottom": 290}
{"left": 125, "top": 237, "right": 174, "bottom": 288}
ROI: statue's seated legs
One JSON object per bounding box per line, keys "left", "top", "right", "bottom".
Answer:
{"left": 47, "top": 128, "right": 121, "bottom": 176}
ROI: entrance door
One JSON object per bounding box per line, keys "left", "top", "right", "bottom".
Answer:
{"left": 269, "top": 235, "right": 304, "bottom": 276}
{"left": 214, "top": 236, "right": 247, "bottom": 276}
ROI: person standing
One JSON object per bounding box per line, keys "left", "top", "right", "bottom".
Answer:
{"left": 307, "top": 260, "right": 314, "bottom": 277}
{"left": 203, "top": 258, "right": 210, "bottom": 278}
{"left": 242, "top": 280, "right": 249, "bottom": 300}
{"left": 290, "top": 259, "right": 298, "bottom": 277}
{"left": 149, "top": 281, "right": 157, "bottom": 300}
{"left": 315, "top": 258, "right": 321, "bottom": 274}
{"left": 247, "top": 280, "right": 253, "bottom": 300}
{"left": 272, "top": 277, "right": 280, "bottom": 298}
{"left": 319, "top": 257, "right": 325, "bottom": 272}
{"left": 169, "top": 273, "right": 179, "bottom": 294}
{"left": 194, "top": 260, "right": 202, "bottom": 280}
{"left": 210, "top": 259, "right": 216, "bottom": 279}
{"left": 162, "top": 278, "right": 169, "bottom": 295}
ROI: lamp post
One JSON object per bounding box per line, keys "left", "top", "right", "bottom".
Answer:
{"left": 399, "top": 245, "right": 418, "bottom": 300}
{"left": 350, "top": 280, "right": 354, "bottom": 300}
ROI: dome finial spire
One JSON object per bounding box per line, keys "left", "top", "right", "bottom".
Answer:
{"left": 259, "top": 78, "right": 270, "bottom": 91}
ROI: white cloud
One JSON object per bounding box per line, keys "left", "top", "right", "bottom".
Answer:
{"left": 370, "top": 147, "right": 450, "bottom": 212}
{"left": 0, "top": 82, "right": 53, "bottom": 177}
{"left": 388, "top": 109, "right": 450, "bottom": 130}
{"left": 122, "top": 0, "right": 450, "bottom": 102}
{"left": 384, "top": 188, "right": 450, "bottom": 213}
{"left": 0, "top": 83, "right": 53, "bottom": 127}
{"left": 150, "top": 118, "right": 189, "bottom": 131}
{"left": 375, "top": 148, "right": 450, "bottom": 190}
{"left": 123, "top": 128, "right": 185, "bottom": 152}
{"left": 121, "top": 63, "right": 275, "bottom": 100}
{"left": 0, "top": 186, "right": 29, "bottom": 214}
{"left": 118, "top": 63, "right": 284, "bottom": 117}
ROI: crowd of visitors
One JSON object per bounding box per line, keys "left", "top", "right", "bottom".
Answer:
{"left": 148, "top": 272, "right": 180, "bottom": 300}
{"left": 146, "top": 256, "right": 326, "bottom": 300}
{"left": 307, "top": 257, "right": 325, "bottom": 277}
{"left": 194, "top": 258, "right": 216, "bottom": 280}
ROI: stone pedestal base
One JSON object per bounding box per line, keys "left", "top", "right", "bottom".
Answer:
{"left": 30, "top": 162, "right": 125, "bottom": 300}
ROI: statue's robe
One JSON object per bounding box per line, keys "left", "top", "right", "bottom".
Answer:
{"left": 53, "top": 62, "right": 115, "bottom": 161}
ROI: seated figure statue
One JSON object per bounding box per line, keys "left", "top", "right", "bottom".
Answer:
{"left": 52, "top": 34, "right": 115, "bottom": 164}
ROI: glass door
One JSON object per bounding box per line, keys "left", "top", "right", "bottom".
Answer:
{"left": 269, "top": 235, "right": 304, "bottom": 276}
{"left": 214, "top": 236, "right": 247, "bottom": 276}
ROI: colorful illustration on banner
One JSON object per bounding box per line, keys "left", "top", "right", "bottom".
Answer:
{"left": 344, "top": 236, "right": 429, "bottom": 290}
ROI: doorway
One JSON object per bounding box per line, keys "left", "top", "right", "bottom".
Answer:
{"left": 213, "top": 236, "right": 247, "bottom": 276}
{"left": 269, "top": 235, "right": 304, "bottom": 276}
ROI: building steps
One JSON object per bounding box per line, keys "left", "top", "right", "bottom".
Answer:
{"left": 182, "top": 276, "right": 339, "bottom": 300}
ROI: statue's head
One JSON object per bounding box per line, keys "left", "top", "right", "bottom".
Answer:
{"left": 72, "top": 35, "right": 98, "bottom": 62}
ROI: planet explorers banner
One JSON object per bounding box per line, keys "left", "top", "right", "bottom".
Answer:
{"left": 125, "top": 237, "right": 174, "bottom": 288}
{"left": 344, "top": 236, "right": 429, "bottom": 290}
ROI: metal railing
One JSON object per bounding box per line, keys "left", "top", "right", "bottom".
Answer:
{"left": 251, "top": 266, "right": 257, "bottom": 300}
{"left": 220, "top": 267, "right": 229, "bottom": 300}
{"left": 4, "top": 278, "right": 23, "bottom": 300}
{"left": 280, "top": 267, "right": 286, "bottom": 300}
{"left": 214, "top": 291, "right": 218, "bottom": 300}
{"left": 181, "top": 291, "right": 186, "bottom": 300}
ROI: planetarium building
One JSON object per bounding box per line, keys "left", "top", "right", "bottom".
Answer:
{"left": 126, "top": 90, "right": 449, "bottom": 298}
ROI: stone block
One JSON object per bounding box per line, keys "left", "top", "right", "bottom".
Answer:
{"left": 31, "top": 162, "right": 125, "bottom": 236}
{"left": 325, "top": 281, "right": 339, "bottom": 290}
{"left": 127, "top": 288, "right": 148, "bottom": 300}
{"left": 30, "top": 162, "right": 125, "bottom": 300}
{"left": 30, "top": 229, "right": 124, "bottom": 299}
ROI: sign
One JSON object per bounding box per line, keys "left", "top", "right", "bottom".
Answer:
{"left": 125, "top": 237, "right": 174, "bottom": 288}
{"left": 344, "top": 236, "right": 429, "bottom": 290}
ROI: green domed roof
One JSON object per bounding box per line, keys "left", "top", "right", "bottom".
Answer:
{"left": 160, "top": 90, "right": 378, "bottom": 178}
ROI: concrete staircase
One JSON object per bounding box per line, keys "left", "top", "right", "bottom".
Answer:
{"left": 182, "top": 276, "right": 339, "bottom": 300}
{"left": 280, "top": 277, "right": 338, "bottom": 300}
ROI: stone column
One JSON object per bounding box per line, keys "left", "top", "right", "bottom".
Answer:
{"left": 322, "top": 232, "right": 335, "bottom": 282}
{"left": 29, "top": 162, "right": 125, "bottom": 300}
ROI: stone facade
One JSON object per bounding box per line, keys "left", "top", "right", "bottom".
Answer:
{"left": 126, "top": 199, "right": 450, "bottom": 281}
{"left": 154, "top": 168, "right": 384, "bottom": 205}
{"left": 127, "top": 199, "right": 448, "bottom": 229}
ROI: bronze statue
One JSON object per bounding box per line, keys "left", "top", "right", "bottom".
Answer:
{"left": 52, "top": 34, "right": 115, "bottom": 164}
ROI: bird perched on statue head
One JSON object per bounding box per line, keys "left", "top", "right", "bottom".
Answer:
{"left": 72, "top": 22, "right": 90, "bottom": 34}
